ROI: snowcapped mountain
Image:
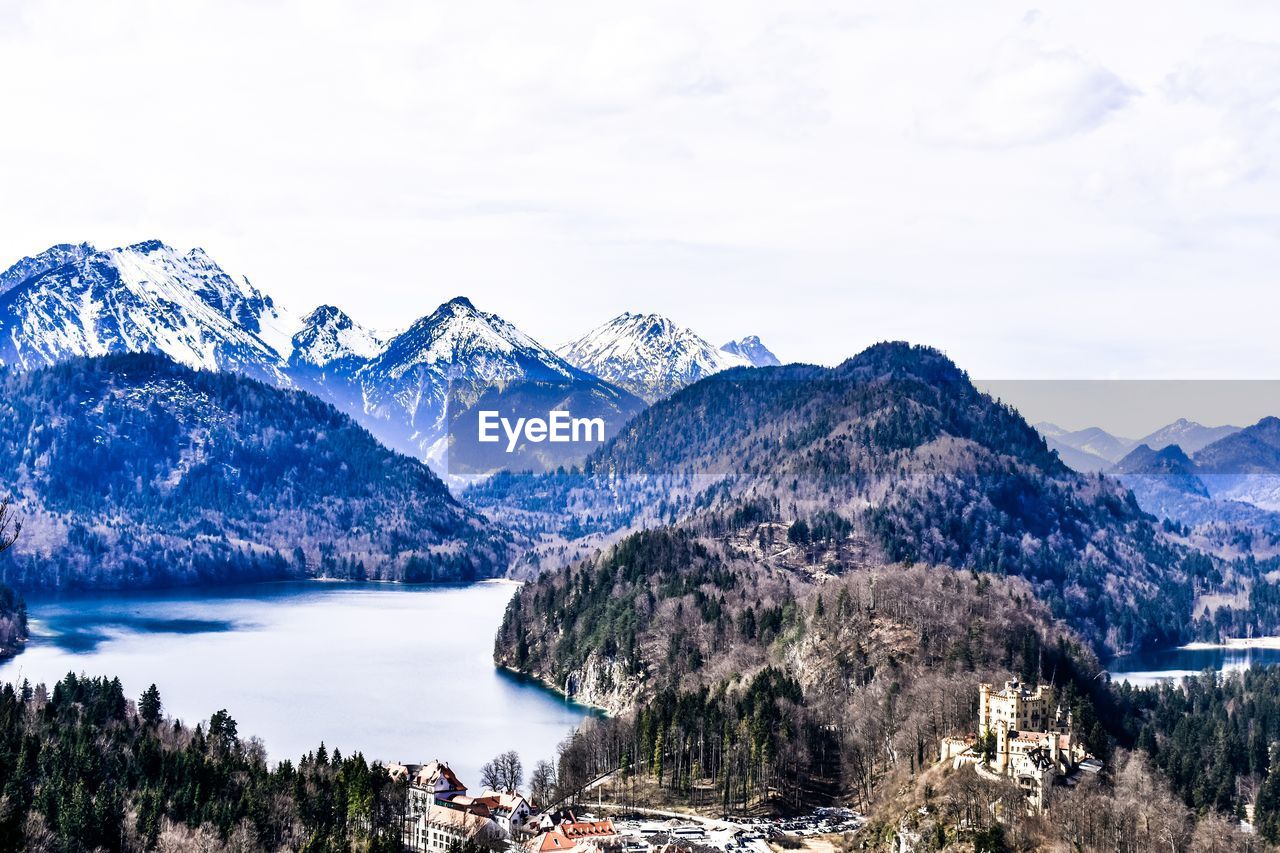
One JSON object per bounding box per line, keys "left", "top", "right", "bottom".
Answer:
{"left": 363, "top": 297, "right": 577, "bottom": 392}
{"left": 0, "top": 239, "right": 299, "bottom": 384}
{"left": 558, "top": 312, "right": 771, "bottom": 402}
{"left": 0, "top": 241, "right": 645, "bottom": 477}
{"left": 290, "top": 305, "right": 382, "bottom": 369}
{"left": 0, "top": 242, "right": 95, "bottom": 295}
{"left": 1137, "top": 418, "right": 1241, "bottom": 454}
{"left": 355, "top": 297, "right": 646, "bottom": 473}
{"left": 720, "top": 335, "right": 780, "bottom": 367}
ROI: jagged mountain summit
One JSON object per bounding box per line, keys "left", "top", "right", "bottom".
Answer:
{"left": 0, "top": 242, "right": 95, "bottom": 295}
{"left": 0, "top": 239, "right": 298, "bottom": 384}
{"left": 364, "top": 296, "right": 577, "bottom": 392}
{"left": 557, "top": 312, "right": 775, "bottom": 402}
{"left": 720, "top": 334, "right": 780, "bottom": 367}
{"left": 290, "top": 304, "right": 382, "bottom": 369}
{"left": 355, "top": 297, "right": 645, "bottom": 471}
{"left": 0, "top": 241, "right": 645, "bottom": 476}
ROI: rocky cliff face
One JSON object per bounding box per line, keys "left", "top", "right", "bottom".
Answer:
{"left": 558, "top": 650, "right": 643, "bottom": 716}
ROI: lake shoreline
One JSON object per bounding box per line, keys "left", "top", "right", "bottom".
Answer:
{"left": 0, "top": 580, "right": 586, "bottom": 784}
{"left": 1180, "top": 636, "right": 1280, "bottom": 651}
{"left": 495, "top": 665, "right": 610, "bottom": 718}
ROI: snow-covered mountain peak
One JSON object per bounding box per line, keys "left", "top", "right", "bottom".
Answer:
{"left": 0, "top": 239, "right": 298, "bottom": 381}
{"left": 124, "top": 238, "right": 171, "bottom": 254}
{"left": 442, "top": 295, "right": 477, "bottom": 311}
{"left": 0, "top": 245, "right": 641, "bottom": 476}
{"left": 354, "top": 297, "right": 641, "bottom": 470}
{"left": 291, "top": 305, "right": 383, "bottom": 368}
{"left": 371, "top": 296, "right": 566, "bottom": 380}
{"left": 0, "top": 242, "right": 96, "bottom": 295}
{"left": 557, "top": 311, "right": 752, "bottom": 402}
{"left": 720, "top": 334, "right": 781, "bottom": 367}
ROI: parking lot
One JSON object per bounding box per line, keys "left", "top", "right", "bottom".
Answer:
{"left": 603, "top": 806, "right": 864, "bottom": 852}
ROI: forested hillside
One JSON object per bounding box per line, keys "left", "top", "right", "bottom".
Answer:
{"left": 499, "top": 526, "right": 1267, "bottom": 850}
{"left": 477, "top": 342, "right": 1222, "bottom": 655}
{"left": 497, "top": 527, "right": 1110, "bottom": 806}
{"left": 0, "top": 354, "right": 516, "bottom": 589}
{"left": 0, "top": 674, "right": 404, "bottom": 851}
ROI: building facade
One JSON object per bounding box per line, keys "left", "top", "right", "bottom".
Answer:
{"left": 391, "top": 760, "right": 505, "bottom": 852}
{"left": 941, "top": 680, "right": 1102, "bottom": 813}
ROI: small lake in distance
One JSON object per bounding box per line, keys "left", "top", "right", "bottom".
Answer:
{"left": 1108, "top": 642, "right": 1280, "bottom": 687}
{"left": 0, "top": 580, "right": 593, "bottom": 788}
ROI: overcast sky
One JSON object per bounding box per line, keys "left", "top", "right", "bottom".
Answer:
{"left": 2, "top": 0, "right": 1278, "bottom": 382}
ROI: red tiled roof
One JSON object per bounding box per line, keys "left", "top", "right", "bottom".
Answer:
{"left": 534, "top": 820, "right": 617, "bottom": 851}
{"left": 562, "top": 820, "right": 616, "bottom": 838}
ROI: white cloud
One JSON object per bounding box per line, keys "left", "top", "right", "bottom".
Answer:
{"left": 919, "top": 37, "right": 1133, "bottom": 147}
{"left": 0, "top": 1, "right": 1277, "bottom": 380}
{"left": 1163, "top": 37, "right": 1280, "bottom": 191}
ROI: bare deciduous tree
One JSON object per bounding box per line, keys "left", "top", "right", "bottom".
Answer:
{"left": 0, "top": 498, "right": 19, "bottom": 554}
{"left": 480, "top": 750, "right": 524, "bottom": 793}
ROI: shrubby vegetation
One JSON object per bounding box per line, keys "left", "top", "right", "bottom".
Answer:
{"left": 0, "top": 354, "right": 515, "bottom": 589}
{"left": 881, "top": 749, "right": 1262, "bottom": 852}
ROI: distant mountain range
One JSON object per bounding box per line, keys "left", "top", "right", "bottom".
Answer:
{"left": 1036, "top": 419, "right": 1242, "bottom": 473}
{"left": 1107, "top": 417, "right": 1280, "bottom": 544}
{"left": 0, "top": 240, "right": 778, "bottom": 476}
{"left": 0, "top": 353, "right": 515, "bottom": 589}
{"left": 556, "top": 312, "right": 779, "bottom": 403}
{"left": 1036, "top": 417, "right": 1280, "bottom": 541}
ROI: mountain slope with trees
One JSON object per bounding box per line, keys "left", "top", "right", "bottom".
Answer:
{"left": 0, "top": 353, "right": 515, "bottom": 589}
{"left": 496, "top": 526, "right": 1266, "bottom": 850}
{"left": 476, "top": 342, "right": 1215, "bottom": 655}
{"left": 496, "top": 528, "right": 1129, "bottom": 827}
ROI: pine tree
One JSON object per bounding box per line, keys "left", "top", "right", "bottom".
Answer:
{"left": 140, "top": 684, "right": 162, "bottom": 726}
{"left": 1257, "top": 745, "right": 1280, "bottom": 842}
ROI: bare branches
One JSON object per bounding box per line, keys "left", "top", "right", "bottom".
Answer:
{"left": 0, "top": 498, "right": 19, "bottom": 554}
